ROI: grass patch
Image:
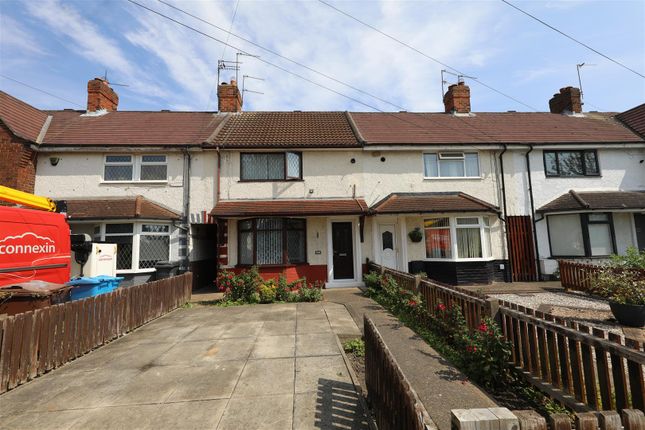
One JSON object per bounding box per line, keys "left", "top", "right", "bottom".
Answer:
{"left": 343, "top": 338, "right": 365, "bottom": 357}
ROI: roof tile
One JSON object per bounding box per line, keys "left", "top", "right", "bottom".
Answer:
{"left": 537, "top": 190, "right": 645, "bottom": 212}
{"left": 211, "top": 198, "right": 368, "bottom": 217}
{"left": 65, "top": 196, "right": 180, "bottom": 220}
{"left": 0, "top": 91, "right": 49, "bottom": 142}
{"left": 371, "top": 192, "right": 498, "bottom": 214}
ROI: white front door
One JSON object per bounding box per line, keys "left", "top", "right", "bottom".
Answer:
{"left": 378, "top": 224, "right": 397, "bottom": 269}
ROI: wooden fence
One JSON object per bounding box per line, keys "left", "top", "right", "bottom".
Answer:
{"left": 0, "top": 273, "right": 192, "bottom": 393}
{"left": 559, "top": 259, "right": 645, "bottom": 292}
{"left": 499, "top": 302, "right": 644, "bottom": 413}
{"left": 368, "top": 262, "right": 492, "bottom": 331}
{"left": 366, "top": 263, "right": 645, "bottom": 414}
{"left": 364, "top": 315, "right": 436, "bottom": 430}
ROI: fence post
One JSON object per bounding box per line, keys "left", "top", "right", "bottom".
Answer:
{"left": 485, "top": 298, "right": 501, "bottom": 324}
{"left": 549, "top": 414, "right": 571, "bottom": 430}
{"left": 414, "top": 275, "right": 421, "bottom": 292}
{"left": 621, "top": 409, "right": 644, "bottom": 430}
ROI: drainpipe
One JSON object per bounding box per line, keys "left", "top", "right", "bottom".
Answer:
{"left": 216, "top": 145, "right": 221, "bottom": 203}
{"left": 525, "top": 145, "right": 542, "bottom": 280}
{"left": 499, "top": 144, "right": 513, "bottom": 283}
{"left": 182, "top": 148, "right": 192, "bottom": 273}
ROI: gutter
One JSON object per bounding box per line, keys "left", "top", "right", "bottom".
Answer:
{"left": 525, "top": 145, "right": 542, "bottom": 280}
{"left": 499, "top": 144, "right": 513, "bottom": 283}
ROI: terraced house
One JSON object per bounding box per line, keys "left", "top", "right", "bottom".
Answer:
{"left": 1, "top": 78, "right": 644, "bottom": 287}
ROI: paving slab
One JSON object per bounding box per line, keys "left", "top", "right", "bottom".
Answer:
{"left": 0, "top": 302, "right": 367, "bottom": 430}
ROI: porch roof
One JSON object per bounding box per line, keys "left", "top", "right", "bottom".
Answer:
{"left": 65, "top": 196, "right": 181, "bottom": 221}
{"left": 370, "top": 192, "right": 499, "bottom": 214}
{"left": 210, "top": 198, "right": 369, "bottom": 217}
{"left": 537, "top": 190, "right": 645, "bottom": 213}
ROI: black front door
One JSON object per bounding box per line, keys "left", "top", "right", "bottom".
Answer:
{"left": 635, "top": 214, "right": 645, "bottom": 251}
{"left": 332, "top": 222, "right": 354, "bottom": 280}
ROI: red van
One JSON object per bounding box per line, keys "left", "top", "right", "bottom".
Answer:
{"left": 0, "top": 206, "right": 71, "bottom": 288}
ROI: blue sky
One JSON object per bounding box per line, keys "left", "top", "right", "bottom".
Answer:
{"left": 0, "top": 0, "right": 643, "bottom": 113}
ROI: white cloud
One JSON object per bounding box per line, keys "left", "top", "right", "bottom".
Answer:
{"left": 0, "top": 15, "right": 46, "bottom": 55}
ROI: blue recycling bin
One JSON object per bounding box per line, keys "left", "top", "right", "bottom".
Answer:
{"left": 67, "top": 276, "right": 124, "bottom": 301}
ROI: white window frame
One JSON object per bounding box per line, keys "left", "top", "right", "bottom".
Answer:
{"left": 423, "top": 152, "right": 481, "bottom": 179}
{"left": 423, "top": 215, "right": 494, "bottom": 262}
{"left": 102, "top": 154, "right": 168, "bottom": 183}
{"left": 84, "top": 221, "right": 172, "bottom": 274}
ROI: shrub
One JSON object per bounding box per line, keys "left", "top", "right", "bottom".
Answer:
{"left": 609, "top": 246, "right": 645, "bottom": 269}
{"left": 592, "top": 268, "right": 645, "bottom": 305}
{"left": 363, "top": 272, "right": 381, "bottom": 291}
{"left": 461, "top": 318, "right": 512, "bottom": 389}
{"left": 258, "top": 284, "right": 277, "bottom": 303}
{"left": 343, "top": 338, "right": 365, "bottom": 357}
{"left": 276, "top": 275, "right": 290, "bottom": 302}
{"left": 297, "top": 281, "right": 323, "bottom": 302}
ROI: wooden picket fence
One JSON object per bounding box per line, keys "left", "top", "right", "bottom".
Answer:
{"left": 499, "top": 302, "right": 644, "bottom": 413}
{"left": 368, "top": 262, "right": 492, "bottom": 331}
{"left": 0, "top": 273, "right": 192, "bottom": 393}
{"left": 364, "top": 315, "right": 436, "bottom": 430}
{"left": 559, "top": 259, "right": 645, "bottom": 293}
{"left": 366, "top": 262, "right": 645, "bottom": 414}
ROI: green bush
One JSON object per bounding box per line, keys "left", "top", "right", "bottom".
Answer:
{"left": 592, "top": 268, "right": 645, "bottom": 305}
{"left": 276, "top": 275, "right": 290, "bottom": 302}
{"left": 343, "top": 338, "right": 365, "bottom": 357}
{"left": 297, "top": 281, "right": 323, "bottom": 302}
{"left": 609, "top": 246, "right": 645, "bottom": 269}
{"left": 258, "top": 284, "right": 277, "bottom": 303}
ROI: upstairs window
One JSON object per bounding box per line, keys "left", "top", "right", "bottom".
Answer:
{"left": 240, "top": 152, "right": 302, "bottom": 181}
{"left": 424, "top": 152, "right": 480, "bottom": 178}
{"left": 543, "top": 150, "right": 599, "bottom": 177}
{"left": 104, "top": 155, "right": 167, "bottom": 182}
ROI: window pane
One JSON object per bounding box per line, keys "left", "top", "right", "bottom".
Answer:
{"left": 239, "top": 231, "right": 253, "bottom": 265}
{"left": 139, "top": 235, "right": 169, "bottom": 269}
{"left": 256, "top": 230, "right": 282, "bottom": 264}
{"left": 465, "top": 153, "right": 479, "bottom": 176}
{"left": 267, "top": 154, "right": 285, "bottom": 180}
{"left": 142, "top": 224, "right": 169, "bottom": 233}
{"left": 106, "top": 224, "right": 133, "bottom": 234}
{"left": 589, "top": 224, "right": 613, "bottom": 256}
{"left": 287, "top": 229, "right": 305, "bottom": 263}
{"left": 549, "top": 214, "right": 585, "bottom": 256}
{"left": 286, "top": 218, "right": 305, "bottom": 229}
{"left": 104, "top": 236, "right": 133, "bottom": 270}
{"left": 584, "top": 152, "right": 599, "bottom": 175}
{"left": 424, "top": 154, "right": 438, "bottom": 177}
{"left": 425, "top": 227, "right": 451, "bottom": 258}
{"left": 106, "top": 155, "right": 132, "bottom": 163}
{"left": 104, "top": 165, "right": 133, "bottom": 181}
{"left": 558, "top": 151, "right": 584, "bottom": 176}
{"left": 439, "top": 159, "right": 464, "bottom": 177}
{"left": 425, "top": 218, "right": 450, "bottom": 229}
{"left": 588, "top": 213, "right": 608, "bottom": 222}
{"left": 457, "top": 217, "right": 479, "bottom": 225}
{"left": 457, "top": 227, "right": 482, "bottom": 258}
{"left": 140, "top": 164, "right": 167, "bottom": 181}
{"left": 483, "top": 217, "right": 491, "bottom": 227}
{"left": 142, "top": 155, "right": 166, "bottom": 163}
{"left": 381, "top": 231, "right": 393, "bottom": 250}
{"left": 241, "top": 153, "right": 268, "bottom": 180}
{"left": 544, "top": 152, "right": 558, "bottom": 176}
{"left": 239, "top": 220, "right": 253, "bottom": 230}
{"left": 286, "top": 152, "right": 301, "bottom": 178}
{"left": 257, "top": 218, "right": 282, "bottom": 230}
{"left": 484, "top": 226, "right": 492, "bottom": 257}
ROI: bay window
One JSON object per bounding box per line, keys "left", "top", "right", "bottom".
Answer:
{"left": 547, "top": 213, "right": 615, "bottom": 257}
{"left": 240, "top": 152, "right": 302, "bottom": 181}
{"left": 85, "top": 222, "right": 171, "bottom": 272}
{"left": 238, "top": 218, "right": 306, "bottom": 265}
{"left": 424, "top": 216, "right": 492, "bottom": 260}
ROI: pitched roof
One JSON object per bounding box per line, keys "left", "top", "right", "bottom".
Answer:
{"left": 210, "top": 112, "right": 360, "bottom": 148}
{"left": 211, "top": 198, "right": 368, "bottom": 217}
{"left": 371, "top": 192, "right": 498, "bottom": 214}
{"left": 537, "top": 190, "right": 645, "bottom": 213}
{"left": 65, "top": 196, "right": 181, "bottom": 220}
{"left": 349, "top": 112, "right": 643, "bottom": 145}
{"left": 616, "top": 104, "right": 645, "bottom": 138}
{"left": 0, "top": 91, "right": 49, "bottom": 142}
{"left": 41, "top": 110, "right": 227, "bottom": 146}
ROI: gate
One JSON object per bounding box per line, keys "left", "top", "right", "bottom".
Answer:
{"left": 507, "top": 216, "right": 537, "bottom": 282}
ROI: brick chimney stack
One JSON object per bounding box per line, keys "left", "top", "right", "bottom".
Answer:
{"left": 217, "top": 79, "right": 242, "bottom": 113}
{"left": 87, "top": 78, "right": 119, "bottom": 112}
{"left": 443, "top": 81, "right": 471, "bottom": 114}
{"left": 549, "top": 86, "right": 582, "bottom": 114}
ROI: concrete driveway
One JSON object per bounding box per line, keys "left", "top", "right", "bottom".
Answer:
{"left": 0, "top": 302, "right": 367, "bottom": 430}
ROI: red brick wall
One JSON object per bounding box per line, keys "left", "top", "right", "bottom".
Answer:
{"left": 230, "top": 264, "right": 328, "bottom": 284}
{"left": 0, "top": 124, "right": 37, "bottom": 195}
{"left": 217, "top": 81, "right": 242, "bottom": 112}
{"left": 549, "top": 87, "right": 582, "bottom": 114}
{"left": 443, "top": 82, "right": 471, "bottom": 113}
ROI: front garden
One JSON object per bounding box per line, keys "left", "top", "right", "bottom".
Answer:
{"left": 215, "top": 266, "right": 323, "bottom": 305}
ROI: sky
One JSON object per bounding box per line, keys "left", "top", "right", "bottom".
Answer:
{"left": 0, "top": 0, "right": 643, "bottom": 113}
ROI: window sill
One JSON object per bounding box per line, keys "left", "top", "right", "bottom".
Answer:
{"left": 235, "top": 263, "right": 309, "bottom": 269}
{"left": 237, "top": 179, "right": 304, "bottom": 183}
{"left": 423, "top": 257, "right": 495, "bottom": 262}
{"left": 101, "top": 180, "right": 169, "bottom": 185}
{"left": 423, "top": 176, "right": 483, "bottom": 180}
{"left": 116, "top": 268, "right": 157, "bottom": 275}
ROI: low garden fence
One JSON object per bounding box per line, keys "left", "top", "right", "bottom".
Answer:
{"left": 364, "top": 315, "right": 436, "bottom": 430}
{"left": 558, "top": 259, "right": 645, "bottom": 292}
{"left": 367, "top": 263, "right": 645, "bottom": 414}
{"left": 0, "top": 272, "right": 192, "bottom": 393}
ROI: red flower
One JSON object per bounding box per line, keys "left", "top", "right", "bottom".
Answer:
{"left": 478, "top": 323, "right": 489, "bottom": 333}
{"left": 436, "top": 303, "right": 446, "bottom": 312}
{"left": 466, "top": 345, "right": 477, "bottom": 353}
{"left": 408, "top": 299, "right": 417, "bottom": 307}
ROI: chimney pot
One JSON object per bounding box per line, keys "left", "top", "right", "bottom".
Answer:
{"left": 87, "top": 78, "right": 119, "bottom": 112}
{"left": 549, "top": 86, "right": 582, "bottom": 114}
{"left": 443, "top": 82, "right": 471, "bottom": 114}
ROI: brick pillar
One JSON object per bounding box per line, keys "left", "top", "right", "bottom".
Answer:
{"left": 549, "top": 87, "right": 582, "bottom": 114}
{"left": 443, "top": 81, "right": 471, "bottom": 114}
{"left": 217, "top": 80, "right": 242, "bottom": 113}
{"left": 87, "top": 78, "right": 119, "bottom": 112}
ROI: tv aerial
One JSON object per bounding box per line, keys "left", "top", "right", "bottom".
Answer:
{"left": 441, "top": 69, "right": 476, "bottom": 100}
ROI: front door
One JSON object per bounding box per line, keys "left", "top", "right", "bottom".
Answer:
{"left": 379, "top": 224, "right": 397, "bottom": 269}
{"left": 332, "top": 222, "right": 354, "bottom": 280}
{"left": 635, "top": 214, "right": 645, "bottom": 251}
